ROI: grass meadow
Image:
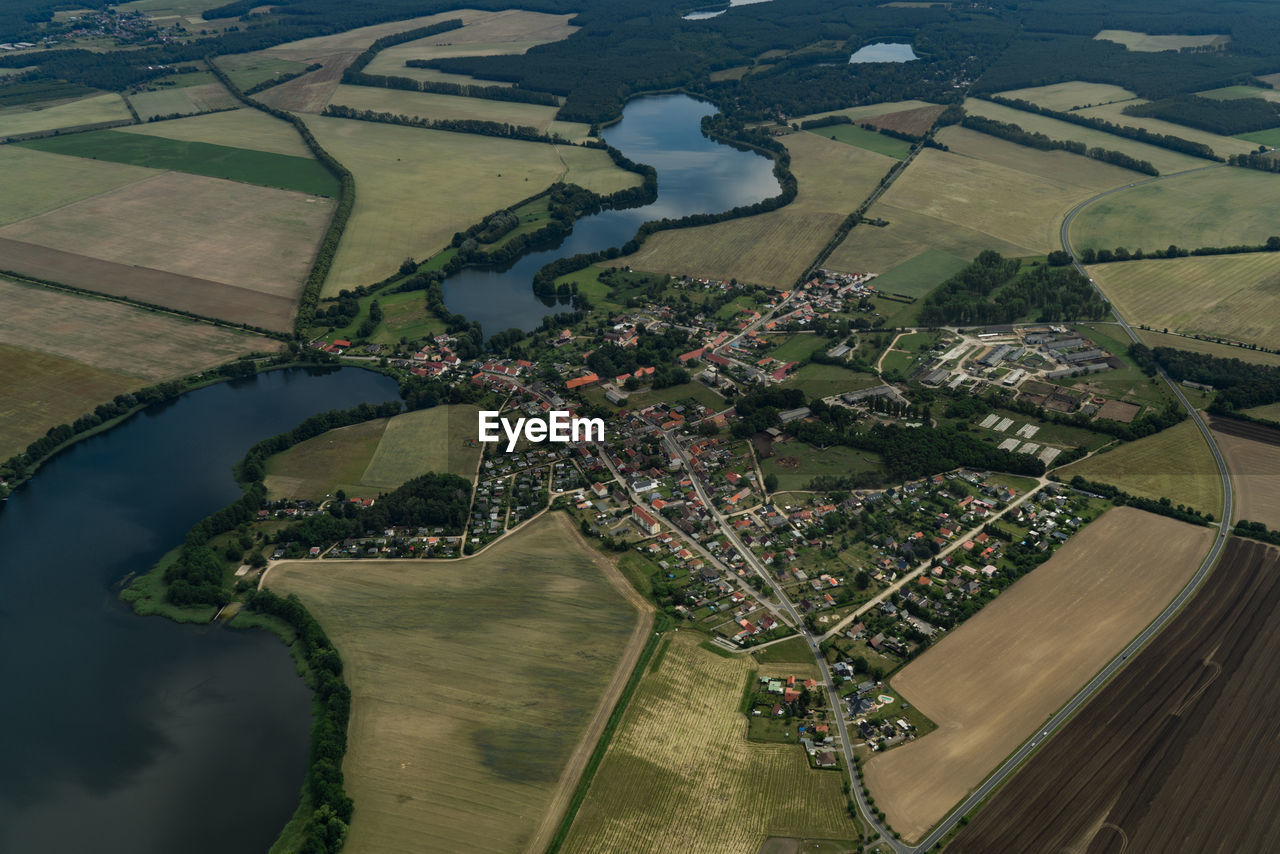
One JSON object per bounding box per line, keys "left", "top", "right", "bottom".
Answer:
{"left": 559, "top": 630, "right": 859, "bottom": 854}
{"left": 126, "top": 83, "right": 236, "bottom": 120}
{"left": 266, "top": 513, "right": 643, "bottom": 854}
{"left": 1060, "top": 419, "right": 1225, "bottom": 514}
{"left": 1087, "top": 253, "right": 1280, "bottom": 347}
{"left": 0, "top": 146, "right": 155, "bottom": 226}
{"left": 806, "top": 123, "right": 912, "bottom": 159}
{"left": 18, "top": 130, "right": 339, "bottom": 196}
{"left": 1135, "top": 330, "right": 1280, "bottom": 367}
{"left": 760, "top": 442, "right": 884, "bottom": 491}
{"left": 263, "top": 418, "right": 390, "bottom": 501}
{"left": 994, "top": 81, "right": 1138, "bottom": 111}
{"left": 0, "top": 92, "right": 132, "bottom": 139}
{"left": 1070, "top": 167, "right": 1280, "bottom": 253}
{"left": 120, "top": 107, "right": 314, "bottom": 157}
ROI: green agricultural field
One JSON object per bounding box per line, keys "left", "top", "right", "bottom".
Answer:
{"left": 267, "top": 513, "right": 646, "bottom": 854}
{"left": 792, "top": 100, "right": 937, "bottom": 126}
{"left": 303, "top": 115, "right": 628, "bottom": 294}
{"left": 119, "top": 107, "right": 313, "bottom": 157}
{"left": 0, "top": 92, "right": 133, "bottom": 139}
{"left": 17, "top": 130, "right": 339, "bottom": 197}
{"left": 1136, "top": 329, "right": 1280, "bottom": 368}
{"left": 126, "top": 83, "right": 237, "bottom": 120}
{"left": 1087, "top": 253, "right": 1280, "bottom": 348}
{"left": 1070, "top": 168, "right": 1280, "bottom": 254}
{"left": 359, "top": 404, "right": 484, "bottom": 487}
{"left": 623, "top": 132, "right": 894, "bottom": 287}
{"left": 1237, "top": 127, "right": 1280, "bottom": 147}
{"left": 868, "top": 249, "right": 968, "bottom": 297}
{"left": 807, "top": 123, "right": 912, "bottom": 159}
{"left": 214, "top": 54, "right": 311, "bottom": 92}
{"left": 761, "top": 442, "right": 884, "bottom": 491}
{"left": 995, "top": 81, "right": 1139, "bottom": 112}
{"left": 263, "top": 418, "right": 390, "bottom": 501}
{"left": 1060, "top": 420, "right": 1224, "bottom": 515}
{"left": 559, "top": 630, "right": 859, "bottom": 854}
{"left": 768, "top": 333, "right": 832, "bottom": 362}
{"left": 0, "top": 146, "right": 156, "bottom": 226}
{"left": 781, "top": 362, "right": 880, "bottom": 399}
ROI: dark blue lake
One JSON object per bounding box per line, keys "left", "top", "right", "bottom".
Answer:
{"left": 440, "top": 93, "right": 780, "bottom": 335}
{"left": 0, "top": 366, "right": 400, "bottom": 854}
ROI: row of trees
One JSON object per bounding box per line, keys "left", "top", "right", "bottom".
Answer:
{"left": 960, "top": 114, "right": 1158, "bottom": 174}
{"left": 1066, "top": 475, "right": 1214, "bottom": 524}
{"left": 982, "top": 95, "right": 1222, "bottom": 161}
{"left": 320, "top": 103, "right": 558, "bottom": 143}
{"left": 1079, "top": 235, "right": 1280, "bottom": 264}
{"left": 1123, "top": 93, "right": 1280, "bottom": 135}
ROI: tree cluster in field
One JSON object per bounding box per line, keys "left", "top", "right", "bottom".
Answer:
{"left": 244, "top": 588, "right": 353, "bottom": 853}
{"left": 242, "top": 62, "right": 321, "bottom": 95}
{"left": 1235, "top": 520, "right": 1280, "bottom": 545}
{"left": 918, "top": 250, "right": 1109, "bottom": 326}
{"left": 1123, "top": 93, "right": 1280, "bottom": 135}
{"left": 1077, "top": 235, "right": 1280, "bottom": 264}
{"left": 1066, "top": 475, "right": 1213, "bottom": 525}
{"left": 1227, "top": 152, "right": 1280, "bottom": 173}
{"left": 1133, "top": 343, "right": 1280, "bottom": 411}
{"left": 982, "top": 96, "right": 1222, "bottom": 161}
{"left": 960, "top": 114, "right": 1158, "bottom": 174}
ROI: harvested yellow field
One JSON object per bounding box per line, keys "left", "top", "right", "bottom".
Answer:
{"left": 267, "top": 513, "right": 648, "bottom": 854}
{"left": 363, "top": 8, "right": 578, "bottom": 79}
{"left": 0, "top": 146, "right": 155, "bottom": 226}
{"left": 1074, "top": 100, "right": 1257, "bottom": 159}
{"left": 995, "top": 81, "right": 1139, "bottom": 111}
{"left": 963, "top": 97, "right": 1205, "bottom": 174}
{"left": 1095, "top": 29, "right": 1229, "bottom": 52}
{"left": 561, "top": 630, "right": 859, "bottom": 854}
{"left": 936, "top": 125, "right": 1139, "bottom": 188}
{"left": 1087, "top": 253, "right": 1280, "bottom": 347}
{"left": 0, "top": 171, "right": 333, "bottom": 300}
{"left": 125, "top": 82, "right": 237, "bottom": 120}
{"left": 0, "top": 92, "right": 133, "bottom": 139}
{"left": 1135, "top": 329, "right": 1280, "bottom": 368}
{"left": 261, "top": 9, "right": 492, "bottom": 56}
{"left": 119, "top": 107, "right": 313, "bottom": 157}
{"left": 825, "top": 202, "right": 1025, "bottom": 276}
{"left": 621, "top": 132, "right": 894, "bottom": 286}
{"left": 864, "top": 508, "right": 1214, "bottom": 843}
{"left": 1060, "top": 420, "right": 1225, "bottom": 514}
{"left": 304, "top": 115, "right": 620, "bottom": 294}
{"left": 0, "top": 276, "right": 280, "bottom": 380}
{"left": 1209, "top": 420, "right": 1280, "bottom": 528}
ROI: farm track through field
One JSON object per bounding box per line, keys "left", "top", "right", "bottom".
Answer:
{"left": 947, "top": 539, "right": 1280, "bottom": 852}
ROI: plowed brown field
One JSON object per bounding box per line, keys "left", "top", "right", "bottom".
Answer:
{"left": 949, "top": 538, "right": 1280, "bottom": 854}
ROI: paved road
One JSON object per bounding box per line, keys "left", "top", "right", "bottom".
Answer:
{"left": 908, "top": 173, "right": 1236, "bottom": 852}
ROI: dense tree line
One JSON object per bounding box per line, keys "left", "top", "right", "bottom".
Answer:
{"left": 961, "top": 114, "right": 1158, "bottom": 174}
{"left": 982, "top": 96, "right": 1222, "bottom": 161}
{"left": 1123, "top": 93, "right": 1280, "bottom": 135}
{"left": 1078, "top": 235, "right": 1280, "bottom": 264}
{"left": 1133, "top": 343, "right": 1280, "bottom": 411}
{"left": 320, "top": 103, "right": 560, "bottom": 143}
{"left": 1235, "top": 520, "right": 1280, "bottom": 545}
{"left": 245, "top": 588, "right": 354, "bottom": 853}
{"left": 276, "top": 472, "right": 472, "bottom": 548}
{"left": 918, "top": 250, "right": 1109, "bottom": 326}
{"left": 1067, "top": 475, "right": 1214, "bottom": 523}
{"left": 343, "top": 18, "right": 463, "bottom": 77}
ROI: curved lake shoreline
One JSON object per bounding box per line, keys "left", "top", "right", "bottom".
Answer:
{"left": 441, "top": 93, "right": 780, "bottom": 335}
{"left": 0, "top": 367, "right": 400, "bottom": 854}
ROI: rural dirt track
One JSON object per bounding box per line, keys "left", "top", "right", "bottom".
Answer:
{"left": 862, "top": 508, "right": 1213, "bottom": 842}
{"left": 523, "top": 513, "right": 655, "bottom": 854}
{"left": 949, "top": 538, "right": 1280, "bottom": 853}
{"left": 0, "top": 237, "right": 296, "bottom": 330}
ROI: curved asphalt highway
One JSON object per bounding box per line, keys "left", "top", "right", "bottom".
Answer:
{"left": 904, "top": 171, "right": 1236, "bottom": 852}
